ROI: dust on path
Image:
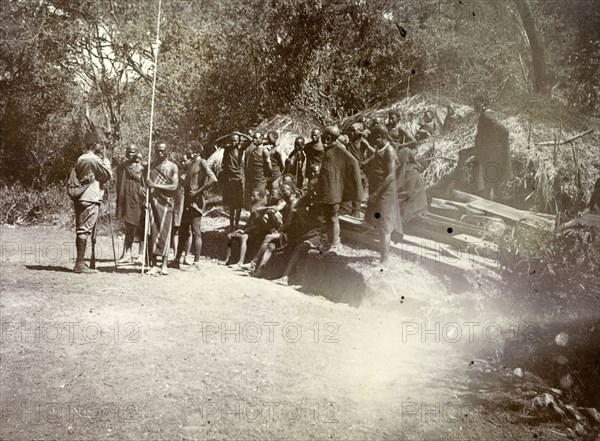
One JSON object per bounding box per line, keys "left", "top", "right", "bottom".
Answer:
{"left": 0, "top": 226, "right": 568, "bottom": 440}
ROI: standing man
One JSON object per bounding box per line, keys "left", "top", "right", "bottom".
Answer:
{"left": 458, "top": 94, "right": 511, "bottom": 200}
{"left": 387, "top": 110, "right": 417, "bottom": 149}
{"left": 144, "top": 142, "right": 179, "bottom": 275}
{"left": 219, "top": 133, "right": 246, "bottom": 230}
{"left": 71, "top": 129, "right": 112, "bottom": 273}
{"left": 284, "top": 136, "right": 306, "bottom": 188}
{"left": 115, "top": 144, "right": 144, "bottom": 263}
{"left": 347, "top": 122, "right": 375, "bottom": 216}
{"left": 265, "top": 131, "right": 285, "bottom": 191}
{"left": 366, "top": 125, "right": 403, "bottom": 265}
{"left": 316, "top": 126, "right": 363, "bottom": 253}
{"left": 304, "top": 129, "right": 324, "bottom": 181}
{"left": 173, "top": 143, "right": 217, "bottom": 270}
{"left": 244, "top": 131, "right": 271, "bottom": 208}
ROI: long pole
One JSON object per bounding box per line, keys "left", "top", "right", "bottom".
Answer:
{"left": 141, "top": 0, "right": 163, "bottom": 274}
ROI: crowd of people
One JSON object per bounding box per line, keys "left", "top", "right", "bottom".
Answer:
{"left": 68, "top": 106, "right": 441, "bottom": 277}
{"left": 71, "top": 94, "right": 600, "bottom": 279}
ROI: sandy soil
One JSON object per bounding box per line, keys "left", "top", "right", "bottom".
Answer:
{"left": 0, "top": 225, "right": 584, "bottom": 440}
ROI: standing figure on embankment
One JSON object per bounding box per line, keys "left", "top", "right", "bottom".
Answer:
{"left": 458, "top": 94, "right": 512, "bottom": 201}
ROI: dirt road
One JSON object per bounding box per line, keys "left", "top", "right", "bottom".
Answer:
{"left": 0, "top": 226, "right": 574, "bottom": 440}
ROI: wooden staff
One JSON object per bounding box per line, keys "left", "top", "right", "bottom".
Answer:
{"left": 141, "top": 0, "right": 163, "bottom": 274}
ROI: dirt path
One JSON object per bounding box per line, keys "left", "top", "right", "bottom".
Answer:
{"left": 0, "top": 226, "right": 575, "bottom": 440}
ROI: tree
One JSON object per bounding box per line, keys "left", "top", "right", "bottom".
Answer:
{"left": 513, "top": 0, "right": 550, "bottom": 96}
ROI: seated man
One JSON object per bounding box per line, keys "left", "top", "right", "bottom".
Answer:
{"left": 415, "top": 109, "right": 436, "bottom": 141}
{"left": 239, "top": 182, "right": 298, "bottom": 274}
{"left": 224, "top": 189, "right": 269, "bottom": 268}
{"left": 272, "top": 178, "right": 324, "bottom": 286}
{"left": 281, "top": 173, "right": 304, "bottom": 198}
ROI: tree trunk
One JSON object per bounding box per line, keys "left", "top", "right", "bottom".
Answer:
{"left": 513, "top": 0, "right": 550, "bottom": 96}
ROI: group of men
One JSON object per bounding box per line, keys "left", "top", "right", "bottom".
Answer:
{"left": 71, "top": 93, "right": 523, "bottom": 275}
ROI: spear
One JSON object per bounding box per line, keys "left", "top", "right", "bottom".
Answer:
{"left": 141, "top": 0, "right": 163, "bottom": 274}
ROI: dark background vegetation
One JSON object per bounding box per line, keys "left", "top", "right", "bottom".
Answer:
{"left": 1, "top": 0, "right": 598, "bottom": 186}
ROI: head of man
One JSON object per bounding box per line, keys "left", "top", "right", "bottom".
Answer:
{"left": 267, "top": 131, "right": 279, "bottom": 145}
{"left": 247, "top": 129, "right": 255, "bottom": 138}
{"left": 253, "top": 132, "right": 263, "bottom": 145}
{"left": 473, "top": 94, "right": 487, "bottom": 113}
{"left": 156, "top": 142, "right": 168, "bottom": 161}
{"left": 310, "top": 163, "right": 321, "bottom": 176}
{"left": 369, "top": 124, "right": 389, "bottom": 149}
{"left": 320, "top": 126, "right": 341, "bottom": 146}
{"left": 388, "top": 110, "right": 401, "bottom": 128}
{"left": 280, "top": 182, "right": 295, "bottom": 200}
{"left": 251, "top": 189, "right": 264, "bottom": 204}
{"left": 188, "top": 141, "right": 204, "bottom": 160}
{"left": 125, "top": 144, "right": 139, "bottom": 161}
{"left": 423, "top": 109, "right": 434, "bottom": 122}
{"left": 310, "top": 129, "right": 321, "bottom": 143}
{"left": 84, "top": 129, "right": 105, "bottom": 155}
{"left": 294, "top": 136, "right": 305, "bottom": 151}
{"left": 349, "top": 123, "right": 364, "bottom": 141}
{"left": 229, "top": 134, "right": 241, "bottom": 147}
{"left": 282, "top": 174, "right": 295, "bottom": 187}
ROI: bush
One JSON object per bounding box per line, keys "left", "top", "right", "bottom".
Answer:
{"left": 0, "top": 184, "right": 73, "bottom": 228}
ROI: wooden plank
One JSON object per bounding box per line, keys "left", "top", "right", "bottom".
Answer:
{"left": 339, "top": 215, "right": 498, "bottom": 271}
{"left": 451, "top": 190, "right": 554, "bottom": 229}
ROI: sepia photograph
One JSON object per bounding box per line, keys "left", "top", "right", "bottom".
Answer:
{"left": 1, "top": 0, "right": 599, "bottom": 439}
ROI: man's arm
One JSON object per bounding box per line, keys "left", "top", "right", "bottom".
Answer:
{"left": 262, "top": 148, "right": 273, "bottom": 176}
{"left": 191, "top": 161, "right": 217, "bottom": 195}
{"left": 275, "top": 150, "right": 285, "bottom": 172}
{"left": 94, "top": 156, "right": 113, "bottom": 184}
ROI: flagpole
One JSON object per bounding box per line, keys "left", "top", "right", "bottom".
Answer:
{"left": 141, "top": 0, "right": 162, "bottom": 274}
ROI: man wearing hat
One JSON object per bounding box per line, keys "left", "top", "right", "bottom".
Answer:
{"left": 71, "top": 129, "right": 113, "bottom": 273}
{"left": 115, "top": 144, "right": 144, "bottom": 263}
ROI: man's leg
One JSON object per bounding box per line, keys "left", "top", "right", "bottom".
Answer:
{"left": 255, "top": 243, "right": 277, "bottom": 276}
{"left": 171, "top": 226, "right": 180, "bottom": 257}
{"left": 274, "top": 243, "right": 306, "bottom": 285}
{"left": 190, "top": 215, "right": 203, "bottom": 266}
{"left": 237, "top": 233, "right": 250, "bottom": 265}
{"left": 325, "top": 203, "right": 341, "bottom": 249}
{"left": 174, "top": 211, "right": 191, "bottom": 268}
{"left": 380, "top": 228, "right": 391, "bottom": 265}
{"left": 118, "top": 222, "right": 135, "bottom": 263}
{"left": 73, "top": 202, "right": 99, "bottom": 274}
{"left": 241, "top": 233, "right": 278, "bottom": 271}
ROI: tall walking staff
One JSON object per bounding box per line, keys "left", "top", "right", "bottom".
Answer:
{"left": 104, "top": 143, "right": 118, "bottom": 268}
{"left": 141, "top": 0, "right": 163, "bottom": 274}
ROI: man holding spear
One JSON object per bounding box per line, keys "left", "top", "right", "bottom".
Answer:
{"left": 143, "top": 142, "right": 179, "bottom": 275}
